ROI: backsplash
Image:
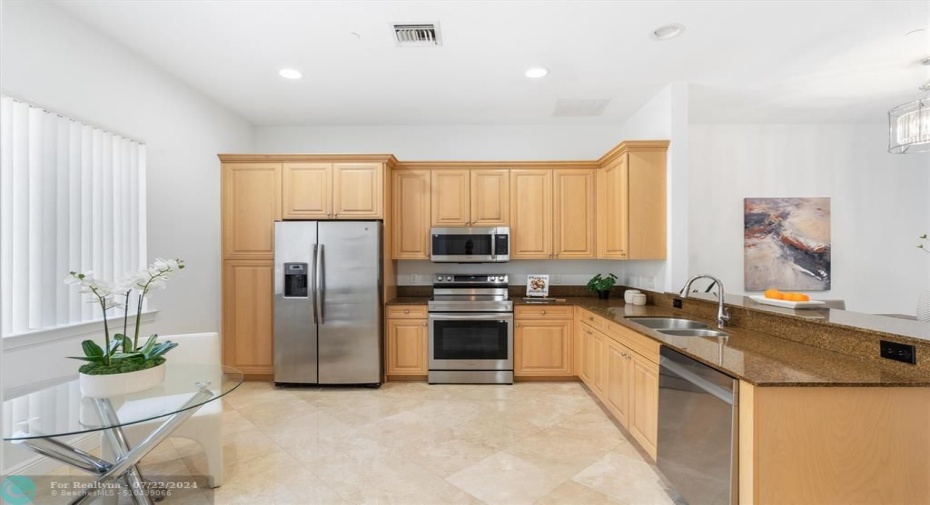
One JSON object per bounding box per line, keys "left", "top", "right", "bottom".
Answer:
{"left": 396, "top": 259, "right": 652, "bottom": 289}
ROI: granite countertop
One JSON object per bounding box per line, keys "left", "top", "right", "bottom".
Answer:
{"left": 567, "top": 298, "right": 930, "bottom": 387}
{"left": 385, "top": 296, "right": 930, "bottom": 387}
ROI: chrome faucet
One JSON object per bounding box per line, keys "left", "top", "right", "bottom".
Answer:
{"left": 681, "top": 274, "right": 730, "bottom": 328}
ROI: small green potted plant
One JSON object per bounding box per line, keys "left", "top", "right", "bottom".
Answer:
{"left": 586, "top": 273, "right": 618, "bottom": 300}
{"left": 65, "top": 258, "right": 185, "bottom": 397}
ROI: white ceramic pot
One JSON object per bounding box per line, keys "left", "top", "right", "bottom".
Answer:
{"left": 79, "top": 362, "right": 166, "bottom": 398}
{"left": 918, "top": 291, "right": 930, "bottom": 322}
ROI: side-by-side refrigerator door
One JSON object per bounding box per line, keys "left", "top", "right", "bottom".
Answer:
{"left": 273, "top": 221, "right": 319, "bottom": 384}
{"left": 317, "top": 221, "right": 382, "bottom": 385}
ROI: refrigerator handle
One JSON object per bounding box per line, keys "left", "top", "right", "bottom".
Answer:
{"left": 317, "top": 244, "right": 325, "bottom": 324}
{"left": 311, "top": 244, "right": 319, "bottom": 324}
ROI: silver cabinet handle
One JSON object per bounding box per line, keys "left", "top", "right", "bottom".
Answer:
{"left": 541, "top": 310, "right": 547, "bottom": 315}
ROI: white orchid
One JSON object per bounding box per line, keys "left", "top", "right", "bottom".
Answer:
{"left": 65, "top": 258, "right": 186, "bottom": 362}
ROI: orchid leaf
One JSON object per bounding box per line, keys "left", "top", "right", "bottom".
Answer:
{"left": 81, "top": 340, "right": 104, "bottom": 358}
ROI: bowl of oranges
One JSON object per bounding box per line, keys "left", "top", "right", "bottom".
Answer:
{"left": 750, "top": 289, "right": 825, "bottom": 308}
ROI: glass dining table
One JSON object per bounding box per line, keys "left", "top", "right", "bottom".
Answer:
{"left": 2, "top": 364, "right": 243, "bottom": 504}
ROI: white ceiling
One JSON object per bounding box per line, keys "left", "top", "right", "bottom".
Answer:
{"left": 51, "top": 0, "right": 930, "bottom": 126}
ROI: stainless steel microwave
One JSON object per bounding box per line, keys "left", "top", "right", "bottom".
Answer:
{"left": 430, "top": 227, "right": 510, "bottom": 263}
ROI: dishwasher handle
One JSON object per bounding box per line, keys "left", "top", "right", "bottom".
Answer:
{"left": 660, "top": 355, "right": 736, "bottom": 406}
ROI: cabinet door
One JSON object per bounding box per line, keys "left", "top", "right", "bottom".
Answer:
{"left": 579, "top": 324, "right": 595, "bottom": 387}
{"left": 629, "top": 352, "right": 659, "bottom": 460}
{"left": 514, "top": 319, "right": 573, "bottom": 376}
{"left": 597, "top": 155, "right": 629, "bottom": 259}
{"left": 553, "top": 168, "right": 596, "bottom": 259}
{"left": 332, "top": 162, "right": 383, "bottom": 218}
{"left": 627, "top": 150, "right": 667, "bottom": 259}
{"left": 593, "top": 331, "right": 608, "bottom": 397}
{"left": 282, "top": 162, "right": 331, "bottom": 219}
{"left": 386, "top": 318, "right": 428, "bottom": 375}
{"left": 510, "top": 169, "right": 552, "bottom": 259}
{"left": 605, "top": 340, "right": 632, "bottom": 427}
{"left": 430, "top": 170, "right": 470, "bottom": 226}
{"left": 392, "top": 170, "right": 431, "bottom": 259}
{"left": 222, "top": 260, "right": 274, "bottom": 375}
{"left": 470, "top": 169, "right": 510, "bottom": 226}
{"left": 222, "top": 163, "right": 281, "bottom": 259}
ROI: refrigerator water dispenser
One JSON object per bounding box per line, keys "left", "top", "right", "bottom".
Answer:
{"left": 283, "top": 262, "right": 308, "bottom": 298}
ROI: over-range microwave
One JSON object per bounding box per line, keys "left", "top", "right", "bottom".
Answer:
{"left": 430, "top": 227, "right": 510, "bottom": 263}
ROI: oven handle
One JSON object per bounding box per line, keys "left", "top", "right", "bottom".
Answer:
{"left": 428, "top": 313, "right": 514, "bottom": 322}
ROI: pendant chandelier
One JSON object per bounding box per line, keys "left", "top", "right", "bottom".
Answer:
{"left": 889, "top": 80, "right": 930, "bottom": 154}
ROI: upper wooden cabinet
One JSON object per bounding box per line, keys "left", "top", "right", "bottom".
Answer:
{"left": 470, "top": 169, "right": 509, "bottom": 226}
{"left": 222, "top": 162, "right": 281, "bottom": 259}
{"left": 282, "top": 162, "right": 331, "bottom": 219}
{"left": 431, "top": 169, "right": 509, "bottom": 227}
{"left": 392, "top": 169, "right": 431, "bottom": 260}
{"left": 333, "top": 162, "right": 384, "bottom": 218}
{"left": 553, "top": 169, "right": 596, "bottom": 259}
{"left": 283, "top": 161, "right": 383, "bottom": 219}
{"left": 597, "top": 142, "right": 668, "bottom": 259}
{"left": 510, "top": 169, "right": 553, "bottom": 259}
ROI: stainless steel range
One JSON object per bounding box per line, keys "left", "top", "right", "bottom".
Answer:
{"left": 427, "top": 274, "right": 513, "bottom": 384}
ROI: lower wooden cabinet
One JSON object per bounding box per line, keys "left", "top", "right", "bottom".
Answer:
{"left": 576, "top": 311, "right": 659, "bottom": 461}
{"left": 514, "top": 319, "right": 573, "bottom": 376}
{"left": 222, "top": 260, "right": 274, "bottom": 376}
{"left": 385, "top": 313, "right": 428, "bottom": 377}
{"left": 515, "top": 305, "right": 574, "bottom": 378}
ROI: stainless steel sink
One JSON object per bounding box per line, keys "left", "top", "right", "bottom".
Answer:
{"left": 658, "top": 329, "right": 730, "bottom": 338}
{"left": 627, "top": 317, "right": 709, "bottom": 330}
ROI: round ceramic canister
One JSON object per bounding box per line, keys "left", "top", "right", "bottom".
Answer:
{"left": 632, "top": 293, "right": 647, "bottom": 306}
{"left": 624, "top": 289, "right": 641, "bottom": 304}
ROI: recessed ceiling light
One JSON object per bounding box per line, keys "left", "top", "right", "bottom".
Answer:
{"left": 651, "top": 23, "right": 685, "bottom": 41}
{"left": 279, "top": 68, "right": 303, "bottom": 80}
{"left": 525, "top": 67, "right": 549, "bottom": 78}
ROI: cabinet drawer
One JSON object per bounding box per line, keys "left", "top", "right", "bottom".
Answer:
{"left": 515, "top": 305, "right": 573, "bottom": 320}
{"left": 606, "top": 321, "right": 660, "bottom": 364}
{"left": 386, "top": 305, "right": 428, "bottom": 319}
{"left": 575, "top": 308, "right": 608, "bottom": 332}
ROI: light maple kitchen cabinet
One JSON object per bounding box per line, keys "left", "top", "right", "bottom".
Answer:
{"left": 392, "top": 169, "right": 431, "bottom": 259}
{"left": 385, "top": 305, "right": 428, "bottom": 378}
{"left": 514, "top": 305, "right": 574, "bottom": 377}
{"left": 575, "top": 309, "right": 660, "bottom": 461}
{"left": 597, "top": 141, "right": 668, "bottom": 259}
{"left": 553, "top": 168, "right": 596, "bottom": 259}
{"left": 510, "top": 169, "right": 553, "bottom": 259}
{"left": 222, "top": 260, "right": 275, "bottom": 376}
{"left": 282, "top": 162, "right": 383, "bottom": 219}
{"left": 222, "top": 162, "right": 281, "bottom": 259}
{"left": 431, "top": 169, "right": 509, "bottom": 227}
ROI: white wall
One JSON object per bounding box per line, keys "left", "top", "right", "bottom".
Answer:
{"left": 1, "top": 1, "right": 252, "bottom": 381}
{"left": 256, "top": 124, "right": 626, "bottom": 161}
{"left": 689, "top": 123, "right": 929, "bottom": 314}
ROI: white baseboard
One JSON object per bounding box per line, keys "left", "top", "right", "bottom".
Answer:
{"left": 3, "top": 433, "right": 99, "bottom": 476}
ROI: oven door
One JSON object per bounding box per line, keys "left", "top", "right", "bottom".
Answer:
{"left": 428, "top": 313, "right": 513, "bottom": 370}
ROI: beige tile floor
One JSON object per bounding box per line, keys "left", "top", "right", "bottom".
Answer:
{"left": 38, "top": 381, "right": 682, "bottom": 504}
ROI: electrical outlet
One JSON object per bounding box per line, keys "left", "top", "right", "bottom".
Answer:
{"left": 880, "top": 340, "right": 917, "bottom": 365}
{"left": 673, "top": 298, "right": 683, "bottom": 309}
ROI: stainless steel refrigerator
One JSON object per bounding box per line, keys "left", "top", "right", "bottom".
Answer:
{"left": 273, "top": 221, "right": 382, "bottom": 386}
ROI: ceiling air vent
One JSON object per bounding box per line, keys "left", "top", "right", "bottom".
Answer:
{"left": 552, "top": 99, "right": 611, "bottom": 117}
{"left": 393, "top": 23, "right": 442, "bottom": 47}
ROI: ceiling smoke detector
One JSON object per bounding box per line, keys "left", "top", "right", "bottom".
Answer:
{"left": 392, "top": 23, "right": 442, "bottom": 47}
{"left": 651, "top": 23, "right": 685, "bottom": 41}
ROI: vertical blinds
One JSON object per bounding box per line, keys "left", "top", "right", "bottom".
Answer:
{"left": 0, "top": 96, "right": 147, "bottom": 337}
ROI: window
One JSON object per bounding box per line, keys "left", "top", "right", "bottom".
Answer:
{"left": 0, "top": 96, "right": 147, "bottom": 337}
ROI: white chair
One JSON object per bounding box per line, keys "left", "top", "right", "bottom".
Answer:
{"left": 116, "top": 332, "right": 224, "bottom": 487}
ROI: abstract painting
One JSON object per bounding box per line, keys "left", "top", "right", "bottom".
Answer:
{"left": 744, "top": 197, "right": 831, "bottom": 291}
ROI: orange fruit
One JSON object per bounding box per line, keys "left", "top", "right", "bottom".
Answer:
{"left": 785, "top": 292, "right": 810, "bottom": 302}
{"left": 764, "top": 289, "right": 783, "bottom": 300}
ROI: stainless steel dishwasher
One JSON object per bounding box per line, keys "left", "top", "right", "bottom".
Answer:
{"left": 657, "top": 347, "right": 738, "bottom": 505}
